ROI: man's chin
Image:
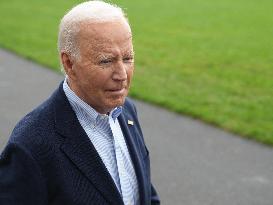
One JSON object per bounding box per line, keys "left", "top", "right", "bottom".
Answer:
{"left": 108, "top": 96, "right": 126, "bottom": 108}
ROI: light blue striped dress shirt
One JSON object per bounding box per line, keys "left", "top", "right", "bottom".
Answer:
{"left": 63, "top": 78, "right": 139, "bottom": 205}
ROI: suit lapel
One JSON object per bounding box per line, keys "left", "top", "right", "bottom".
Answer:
{"left": 118, "top": 112, "right": 149, "bottom": 205}
{"left": 53, "top": 84, "right": 123, "bottom": 205}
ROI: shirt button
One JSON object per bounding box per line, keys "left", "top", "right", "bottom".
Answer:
{"left": 100, "top": 114, "right": 108, "bottom": 120}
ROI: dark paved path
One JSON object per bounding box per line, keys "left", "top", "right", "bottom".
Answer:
{"left": 1, "top": 49, "right": 273, "bottom": 205}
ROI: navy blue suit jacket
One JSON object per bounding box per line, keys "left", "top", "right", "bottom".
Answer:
{"left": 0, "top": 82, "right": 160, "bottom": 205}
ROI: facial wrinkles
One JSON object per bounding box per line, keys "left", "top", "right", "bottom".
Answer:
{"left": 96, "top": 49, "right": 134, "bottom": 62}
{"left": 79, "top": 22, "right": 133, "bottom": 60}
{"left": 81, "top": 23, "right": 133, "bottom": 76}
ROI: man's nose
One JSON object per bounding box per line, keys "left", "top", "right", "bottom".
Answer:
{"left": 112, "top": 61, "right": 127, "bottom": 81}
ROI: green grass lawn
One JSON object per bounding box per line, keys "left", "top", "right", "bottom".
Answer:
{"left": 0, "top": 0, "right": 272, "bottom": 144}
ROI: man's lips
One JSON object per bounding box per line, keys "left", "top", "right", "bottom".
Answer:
{"left": 105, "top": 87, "right": 126, "bottom": 94}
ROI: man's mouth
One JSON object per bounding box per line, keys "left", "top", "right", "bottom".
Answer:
{"left": 106, "top": 87, "right": 126, "bottom": 95}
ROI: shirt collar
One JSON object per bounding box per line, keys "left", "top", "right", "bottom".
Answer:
{"left": 63, "top": 77, "right": 122, "bottom": 124}
{"left": 110, "top": 106, "right": 123, "bottom": 122}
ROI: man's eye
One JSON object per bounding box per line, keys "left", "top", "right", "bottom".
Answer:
{"left": 99, "top": 59, "right": 112, "bottom": 64}
{"left": 123, "top": 57, "right": 134, "bottom": 63}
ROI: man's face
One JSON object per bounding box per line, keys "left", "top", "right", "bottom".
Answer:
{"left": 66, "top": 20, "right": 134, "bottom": 114}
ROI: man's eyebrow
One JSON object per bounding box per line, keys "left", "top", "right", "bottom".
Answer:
{"left": 126, "top": 50, "right": 135, "bottom": 56}
{"left": 122, "top": 47, "right": 134, "bottom": 54}
{"left": 95, "top": 53, "right": 115, "bottom": 60}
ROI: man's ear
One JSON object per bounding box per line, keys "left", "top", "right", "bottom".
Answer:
{"left": 61, "top": 52, "right": 76, "bottom": 80}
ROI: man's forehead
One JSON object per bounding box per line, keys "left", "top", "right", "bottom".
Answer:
{"left": 79, "top": 20, "right": 131, "bottom": 35}
{"left": 88, "top": 33, "right": 132, "bottom": 43}
{"left": 96, "top": 48, "right": 134, "bottom": 56}
{"left": 78, "top": 24, "right": 132, "bottom": 47}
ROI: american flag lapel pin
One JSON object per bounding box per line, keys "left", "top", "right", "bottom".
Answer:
{"left": 128, "top": 120, "right": 134, "bottom": 125}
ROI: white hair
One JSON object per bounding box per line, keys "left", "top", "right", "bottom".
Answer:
{"left": 57, "top": 0, "right": 130, "bottom": 72}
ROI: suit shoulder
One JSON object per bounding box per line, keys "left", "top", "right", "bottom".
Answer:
{"left": 8, "top": 90, "right": 58, "bottom": 149}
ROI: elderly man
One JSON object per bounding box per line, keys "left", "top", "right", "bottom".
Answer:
{"left": 0, "top": 1, "right": 160, "bottom": 205}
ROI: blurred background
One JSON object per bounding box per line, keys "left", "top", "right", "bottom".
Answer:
{"left": 1, "top": 0, "right": 272, "bottom": 144}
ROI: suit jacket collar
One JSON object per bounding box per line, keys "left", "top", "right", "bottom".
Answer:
{"left": 53, "top": 82, "right": 123, "bottom": 205}
{"left": 118, "top": 109, "right": 149, "bottom": 205}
